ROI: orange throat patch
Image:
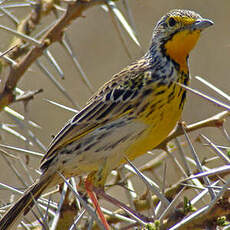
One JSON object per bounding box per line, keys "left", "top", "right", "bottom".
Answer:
{"left": 164, "top": 29, "right": 201, "bottom": 73}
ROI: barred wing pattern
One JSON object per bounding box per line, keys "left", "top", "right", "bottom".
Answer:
{"left": 40, "top": 58, "right": 153, "bottom": 172}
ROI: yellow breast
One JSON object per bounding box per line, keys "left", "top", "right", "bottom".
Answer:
{"left": 125, "top": 79, "right": 187, "bottom": 160}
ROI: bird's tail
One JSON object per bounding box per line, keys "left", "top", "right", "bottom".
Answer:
{"left": 0, "top": 176, "right": 53, "bottom": 230}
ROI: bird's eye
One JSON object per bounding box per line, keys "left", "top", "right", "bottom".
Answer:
{"left": 168, "top": 17, "right": 176, "bottom": 27}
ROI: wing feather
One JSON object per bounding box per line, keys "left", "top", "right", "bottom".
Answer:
{"left": 40, "top": 58, "right": 152, "bottom": 170}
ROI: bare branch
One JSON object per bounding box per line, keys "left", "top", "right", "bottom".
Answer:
{"left": 0, "top": 0, "right": 104, "bottom": 111}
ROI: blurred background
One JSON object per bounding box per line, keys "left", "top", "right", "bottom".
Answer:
{"left": 0, "top": 0, "right": 230, "bottom": 225}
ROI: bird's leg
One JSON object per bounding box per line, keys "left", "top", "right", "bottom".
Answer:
{"left": 86, "top": 160, "right": 153, "bottom": 224}
{"left": 92, "top": 186, "right": 153, "bottom": 224}
{"left": 85, "top": 168, "right": 110, "bottom": 230}
{"left": 85, "top": 159, "right": 153, "bottom": 226}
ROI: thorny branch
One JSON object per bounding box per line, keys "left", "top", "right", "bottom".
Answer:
{"left": 91, "top": 189, "right": 230, "bottom": 229}
{"left": 164, "top": 191, "right": 230, "bottom": 230}
{"left": 0, "top": 0, "right": 104, "bottom": 110}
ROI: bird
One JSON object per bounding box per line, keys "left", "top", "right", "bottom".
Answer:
{"left": 0, "top": 9, "right": 213, "bottom": 230}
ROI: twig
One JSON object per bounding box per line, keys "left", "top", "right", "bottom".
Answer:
{"left": 0, "top": 0, "right": 105, "bottom": 111}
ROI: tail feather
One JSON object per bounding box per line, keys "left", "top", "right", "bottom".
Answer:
{"left": 0, "top": 177, "right": 52, "bottom": 230}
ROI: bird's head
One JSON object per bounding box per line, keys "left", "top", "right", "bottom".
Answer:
{"left": 151, "top": 9, "right": 213, "bottom": 72}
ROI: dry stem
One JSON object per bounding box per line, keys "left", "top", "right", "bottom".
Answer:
{"left": 0, "top": 0, "right": 104, "bottom": 110}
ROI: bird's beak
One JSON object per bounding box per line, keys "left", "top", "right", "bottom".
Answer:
{"left": 190, "top": 19, "right": 214, "bottom": 30}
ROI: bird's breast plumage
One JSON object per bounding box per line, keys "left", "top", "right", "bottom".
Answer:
{"left": 125, "top": 62, "right": 189, "bottom": 160}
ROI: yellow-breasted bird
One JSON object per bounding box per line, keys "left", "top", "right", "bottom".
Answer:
{"left": 0, "top": 9, "right": 213, "bottom": 229}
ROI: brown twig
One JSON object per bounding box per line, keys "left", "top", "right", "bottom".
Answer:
{"left": 15, "top": 89, "right": 43, "bottom": 102}
{"left": 0, "top": 0, "right": 104, "bottom": 111}
{"left": 162, "top": 191, "right": 230, "bottom": 230}
{"left": 91, "top": 182, "right": 185, "bottom": 229}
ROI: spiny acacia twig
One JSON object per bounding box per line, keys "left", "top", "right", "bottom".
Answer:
{"left": 92, "top": 181, "right": 230, "bottom": 229}
{"left": 2, "top": 1, "right": 65, "bottom": 61}
{"left": 0, "top": 0, "right": 105, "bottom": 111}
{"left": 162, "top": 191, "right": 230, "bottom": 230}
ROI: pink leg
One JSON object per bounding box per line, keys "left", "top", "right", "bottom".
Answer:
{"left": 93, "top": 186, "right": 153, "bottom": 224}
{"left": 85, "top": 178, "right": 110, "bottom": 230}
